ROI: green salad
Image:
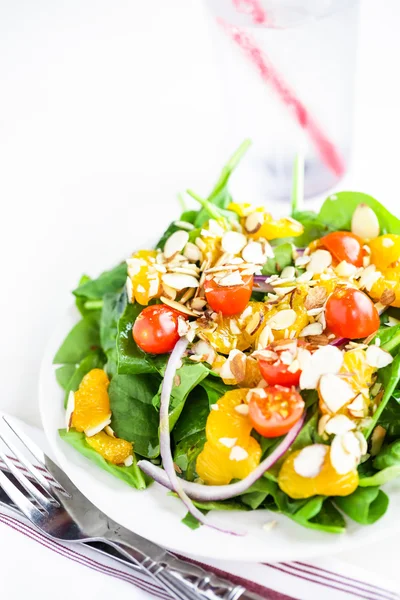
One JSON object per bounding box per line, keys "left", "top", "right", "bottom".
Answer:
{"left": 54, "top": 141, "right": 400, "bottom": 535}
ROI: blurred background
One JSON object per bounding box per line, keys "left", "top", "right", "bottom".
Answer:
{"left": 1, "top": 0, "right": 399, "bottom": 426}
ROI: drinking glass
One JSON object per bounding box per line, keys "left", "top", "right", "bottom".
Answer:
{"left": 203, "top": 0, "right": 360, "bottom": 200}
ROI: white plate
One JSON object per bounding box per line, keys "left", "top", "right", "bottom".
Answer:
{"left": 39, "top": 306, "right": 400, "bottom": 562}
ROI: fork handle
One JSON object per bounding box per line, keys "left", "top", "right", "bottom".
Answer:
{"left": 104, "top": 537, "right": 258, "bottom": 600}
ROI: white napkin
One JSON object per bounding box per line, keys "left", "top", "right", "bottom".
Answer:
{"left": 0, "top": 420, "right": 398, "bottom": 600}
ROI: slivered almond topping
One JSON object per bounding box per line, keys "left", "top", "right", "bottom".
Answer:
{"left": 162, "top": 272, "right": 199, "bottom": 290}
{"left": 297, "top": 271, "right": 314, "bottom": 283}
{"left": 221, "top": 231, "right": 247, "bottom": 255}
{"left": 370, "top": 425, "right": 386, "bottom": 456}
{"left": 280, "top": 266, "right": 296, "bottom": 280}
{"left": 294, "top": 444, "right": 328, "bottom": 478}
{"left": 246, "top": 388, "right": 267, "bottom": 403}
{"left": 65, "top": 391, "right": 75, "bottom": 431}
{"left": 164, "top": 230, "right": 189, "bottom": 259}
{"left": 299, "top": 322, "right": 324, "bottom": 337}
{"left": 229, "top": 352, "right": 247, "bottom": 383}
{"left": 295, "top": 255, "right": 311, "bottom": 267}
{"left": 230, "top": 320, "right": 242, "bottom": 335}
{"left": 177, "top": 316, "right": 189, "bottom": 337}
{"left": 306, "top": 334, "right": 330, "bottom": 346}
{"left": 235, "top": 404, "right": 249, "bottom": 416}
{"left": 105, "top": 425, "right": 115, "bottom": 438}
{"left": 245, "top": 312, "right": 264, "bottom": 336}
{"left": 319, "top": 374, "right": 355, "bottom": 413}
{"left": 124, "top": 456, "right": 134, "bottom": 467}
{"left": 126, "top": 276, "right": 134, "bottom": 303}
{"left": 160, "top": 296, "right": 197, "bottom": 317}
{"left": 245, "top": 212, "right": 264, "bottom": 233}
{"left": 84, "top": 416, "right": 112, "bottom": 437}
{"left": 359, "top": 264, "right": 382, "bottom": 292}
{"left": 351, "top": 204, "right": 380, "bottom": 240}
{"left": 242, "top": 241, "right": 265, "bottom": 264}
{"left": 366, "top": 345, "right": 393, "bottom": 368}
{"left": 174, "top": 374, "right": 181, "bottom": 386}
{"left": 299, "top": 345, "right": 343, "bottom": 390}
{"left": 174, "top": 220, "right": 195, "bottom": 231}
{"left": 335, "top": 261, "right": 357, "bottom": 278}
{"left": 324, "top": 415, "right": 356, "bottom": 435}
{"left": 191, "top": 297, "right": 207, "bottom": 311}
{"left": 306, "top": 250, "right": 332, "bottom": 274}
{"left": 257, "top": 325, "right": 273, "bottom": 349}
{"left": 162, "top": 284, "right": 177, "bottom": 300}
{"left": 195, "top": 237, "right": 206, "bottom": 251}
{"left": 318, "top": 415, "right": 331, "bottom": 436}
{"left": 180, "top": 288, "right": 195, "bottom": 304}
{"left": 217, "top": 271, "right": 244, "bottom": 287}
{"left": 268, "top": 309, "right": 297, "bottom": 331}
{"left": 330, "top": 433, "right": 359, "bottom": 475}
{"left": 229, "top": 446, "right": 249, "bottom": 462}
{"left": 219, "top": 437, "right": 237, "bottom": 449}
{"left": 287, "top": 359, "right": 300, "bottom": 373}
{"left": 304, "top": 286, "right": 327, "bottom": 310}
{"left": 183, "top": 242, "right": 202, "bottom": 263}
{"left": 252, "top": 349, "right": 279, "bottom": 361}
{"left": 380, "top": 288, "right": 396, "bottom": 306}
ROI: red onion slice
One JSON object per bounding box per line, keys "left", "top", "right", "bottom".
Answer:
{"left": 139, "top": 411, "right": 304, "bottom": 502}
{"left": 159, "top": 337, "right": 243, "bottom": 535}
{"left": 253, "top": 275, "right": 275, "bottom": 293}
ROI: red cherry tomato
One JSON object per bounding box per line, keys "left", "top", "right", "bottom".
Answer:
{"left": 258, "top": 340, "right": 305, "bottom": 387}
{"left": 132, "top": 305, "right": 186, "bottom": 354}
{"left": 204, "top": 274, "right": 253, "bottom": 316}
{"left": 325, "top": 288, "right": 380, "bottom": 340}
{"left": 248, "top": 386, "right": 305, "bottom": 438}
{"left": 320, "top": 231, "right": 364, "bottom": 267}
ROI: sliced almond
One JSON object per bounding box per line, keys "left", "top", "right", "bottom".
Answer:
{"left": 319, "top": 374, "right": 355, "bottom": 413}
{"left": 164, "top": 230, "right": 189, "bottom": 259}
{"left": 295, "top": 255, "right": 311, "bottom": 267}
{"left": 242, "top": 241, "right": 265, "bottom": 264}
{"left": 257, "top": 324, "right": 273, "bottom": 349}
{"left": 366, "top": 345, "right": 394, "bottom": 368}
{"left": 230, "top": 446, "right": 249, "bottom": 461}
{"left": 306, "top": 334, "right": 330, "bottom": 347}
{"left": 297, "top": 271, "right": 314, "bottom": 283}
{"left": 324, "top": 414, "right": 356, "bottom": 435}
{"left": 380, "top": 288, "right": 396, "bottom": 306}
{"left": 287, "top": 358, "right": 300, "bottom": 373}
{"left": 124, "top": 455, "right": 134, "bottom": 467}
{"left": 268, "top": 309, "right": 297, "bottom": 331}
{"left": 177, "top": 316, "right": 190, "bottom": 337}
{"left": 318, "top": 415, "right": 331, "bottom": 436}
{"left": 183, "top": 242, "right": 202, "bottom": 263}
{"left": 351, "top": 204, "right": 380, "bottom": 240}
{"left": 126, "top": 276, "right": 134, "bottom": 303}
{"left": 174, "top": 220, "right": 195, "bottom": 231}
{"left": 162, "top": 284, "right": 177, "bottom": 301}
{"left": 229, "top": 352, "right": 247, "bottom": 383}
{"left": 330, "top": 434, "right": 359, "bottom": 475}
{"left": 354, "top": 431, "right": 368, "bottom": 456}
{"left": 306, "top": 250, "right": 332, "bottom": 274}
{"left": 160, "top": 296, "right": 197, "bottom": 317}
{"left": 280, "top": 266, "right": 296, "bottom": 280}
{"left": 304, "top": 286, "right": 328, "bottom": 311}
{"left": 245, "top": 212, "right": 264, "bottom": 234}
{"left": 65, "top": 391, "right": 75, "bottom": 431}
{"left": 246, "top": 388, "right": 267, "bottom": 404}
{"left": 191, "top": 297, "right": 207, "bottom": 311}
{"left": 293, "top": 444, "right": 328, "bottom": 478}
{"left": 299, "top": 322, "right": 324, "bottom": 337}
{"left": 221, "top": 231, "right": 247, "bottom": 255}
{"left": 235, "top": 404, "right": 249, "bottom": 416}
{"left": 195, "top": 237, "right": 206, "bottom": 251}
{"left": 162, "top": 272, "right": 199, "bottom": 291}
{"left": 359, "top": 264, "right": 382, "bottom": 292}
{"left": 217, "top": 271, "right": 244, "bottom": 287}
{"left": 245, "top": 312, "right": 264, "bottom": 336}
{"left": 105, "top": 425, "right": 115, "bottom": 438}
{"left": 300, "top": 346, "right": 344, "bottom": 390}
{"left": 370, "top": 425, "right": 386, "bottom": 456}
{"left": 180, "top": 288, "right": 195, "bottom": 305}
{"left": 335, "top": 261, "right": 357, "bottom": 278}
{"left": 84, "top": 415, "right": 112, "bottom": 437}
{"left": 192, "top": 340, "right": 216, "bottom": 365}
{"left": 219, "top": 437, "right": 237, "bottom": 449}
{"left": 252, "top": 349, "right": 279, "bottom": 361}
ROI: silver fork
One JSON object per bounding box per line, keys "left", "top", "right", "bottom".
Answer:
{"left": 0, "top": 417, "right": 265, "bottom": 600}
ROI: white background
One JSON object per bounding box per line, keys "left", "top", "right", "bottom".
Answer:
{"left": 1, "top": 0, "right": 400, "bottom": 596}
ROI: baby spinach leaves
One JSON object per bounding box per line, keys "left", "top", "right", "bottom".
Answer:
{"left": 334, "top": 487, "right": 389, "bottom": 525}
{"left": 262, "top": 243, "right": 293, "bottom": 276}
{"left": 73, "top": 263, "right": 127, "bottom": 300}
{"left": 53, "top": 316, "right": 101, "bottom": 365}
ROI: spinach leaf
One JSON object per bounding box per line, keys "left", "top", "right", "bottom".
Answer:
{"left": 73, "top": 263, "right": 127, "bottom": 300}
{"left": 180, "top": 210, "right": 198, "bottom": 224}
{"left": 189, "top": 190, "right": 239, "bottom": 228}
{"left": 156, "top": 223, "right": 181, "bottom": 251}
{"left": 173, "top": 387, "right": 210, "bottom": 442}
{"left": 100, "top": 291, "right": 127, "bottom": 375}
{"left": 334, "top": 487, "right": 389, "bottom": 525}
{"left": 116, "top": 302, "right": 167, "bottom": 375}
{"left": 62, "top": 349, "right": 106, "bottom": 407}
{"left": 180, "top": 498, "right": 246, "bottom": 530}
{"left": 199, "top": 377, "right": 233, "bottom": 407}
{"left": 365, "top": 351, "right": 400, "bottom": 438}
{"left": 181, "top": 511, "right": 203, "bottom": 530}
{"left": 74, "top": 275, "right": 95, "bottom": 317}
{"left": 318, "top": 191, "right": 400, "bottom": 234}
{"left": 55, "top": 365, "right": 76, "bottom": 390}
{"left": 174, "top": 431, "right": 206, "bottom": 481}
{"left": 262, "top": 243, "right": 293, "bottom": 276}
{"left": 59, "top": 428, "right": 148, "bottom": 490}
{"left": 53, "top": 316, "right": 101, "bottom": 365}
{"left": 359, "top": 466, "right": 400, "bottom": 487}
{"left": 375, "top": 397, "right": 400, "bottom": 438}
{"left": 290, "top": 497, "right": 346, "bottom": 534}
{"left": 290, "top": 211, "right": 331, "bottom": 247}
{"left": 152, "top": 362, "right": 210, "bottom": 430}
{"left": 373, "top": 439, "right": 400, "bottom": 470}
{"left": 109, "top": 374, "right": 161, "bottom": 459}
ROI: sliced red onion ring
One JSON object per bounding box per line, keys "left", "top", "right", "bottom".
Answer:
{"left": 139, "top": 411, "right": 304, "bottom": 502}
{"left": 253, "top": 275, "right": 275, "bottom": 293}
{"left": 158, "top": 337, "right": 243, "bottom": 535}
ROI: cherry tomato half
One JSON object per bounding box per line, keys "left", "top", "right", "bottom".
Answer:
{"left": 248, "top": 386, "right": 305, "bottom": 438}
{"left": 325, "top": 288, "right": 380, "bottom": 340}
{"left": 258, "top": 340, "right": 307, "bottom": 387}
{"left": 320, "top": 231, "right": 364, "bottom": 267}
{"left": 204, "top": 274, "right": 253, "bottom": 316}
{"left": 132, "top": 304, "right": 186, "bottom": 354}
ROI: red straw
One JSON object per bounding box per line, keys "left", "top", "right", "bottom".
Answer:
{"left": 219, "top": 18, "right": 346, "bottom": 177}
{"left": 233, "top": 0, "right": 268, "bottom": 25}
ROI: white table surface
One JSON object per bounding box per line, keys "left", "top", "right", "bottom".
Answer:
{"left": 1, "top": 0, "right": 400, "bottom": 596}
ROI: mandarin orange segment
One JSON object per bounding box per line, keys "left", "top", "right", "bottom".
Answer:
{"left": 71, "top": 369, "right": 111, "bottom": 434}
{"left": 127, "top": 250, "right": 161, "bottom": 306}
{"left": 369, "top": 268, "right": 400, "bottom": 307}
{"left": 340, "top": 348, "right": 375, "bottom": 397}
{"left": 369, "top": 235, "right": 400, "bottom": 269}
{"left": 257, "top": 286, "right": 308, "bottom": 342}
{"left": 278, "top": 447, "right": 359, "bottom": 499}
{"left": 85, "top": 431, "right": 133, "bottom": 465}
{"left": 196, "top": 389, "right": 261, "bottom": 485}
